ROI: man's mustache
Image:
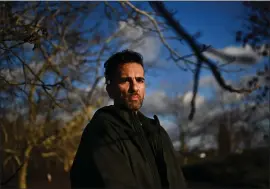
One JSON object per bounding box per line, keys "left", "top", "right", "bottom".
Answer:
{"left": 128, "top": 92, "right": 139, "bottom": 96}
{"left": 127, "top": 93, "right": 140, "bottom": 98}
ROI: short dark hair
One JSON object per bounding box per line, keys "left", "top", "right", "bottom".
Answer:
{"left": 104, "top": 49, "right": 144, "bottom": 84}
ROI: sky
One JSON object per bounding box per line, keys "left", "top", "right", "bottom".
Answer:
{"left": 107, "top": 2, "right": 255, "bottom": 93}
{"left": 66, "top": 1, "right": 262, "bottom": 102}
{"left": 103, "top": 2, "right": 268, "bottom": 149}
{"left": 109, "top": 2, "right": 257, "bottom": 105}
{"left": 144, "top": 2, "right": 247, "bottom": 92}
{"left": 5, "top": 2, "right": 266, "bottom": 149}
{"left": 136, "top": 2, "right": 265, "bottom": 102}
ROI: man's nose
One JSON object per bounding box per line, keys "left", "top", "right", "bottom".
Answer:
{"left": 129, "top": 79, "right": 138, "bottom": 92}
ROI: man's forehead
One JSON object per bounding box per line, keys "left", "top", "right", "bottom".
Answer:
{"left": 118, "top": 63, "right": 144, "bottom": 76}
{"left": 119, "top": 71, "right": 144, "bottom": 76}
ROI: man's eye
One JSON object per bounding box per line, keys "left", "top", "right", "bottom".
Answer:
{"left": 137, "top": 78, "right": 145, "bottom": 83}
{"left": 120, "top": 78, "right": 129, "bottom": 83}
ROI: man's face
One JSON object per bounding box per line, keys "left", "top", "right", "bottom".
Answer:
{"left": 107, "top": 62, "right": 145, "bottom": 111}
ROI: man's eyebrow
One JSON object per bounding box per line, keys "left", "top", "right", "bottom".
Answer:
{"left": 118, "top": 76, "right": 145, "bottom": 82}
{"left": 136, "top": 77, "right": 145, "bottom": 80}
{"left": 120, "top": 76, "right": 144, "bottom": 78}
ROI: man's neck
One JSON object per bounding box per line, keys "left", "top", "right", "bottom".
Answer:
{"left": 113, "top": 103, "right": 138, "bottom": 114}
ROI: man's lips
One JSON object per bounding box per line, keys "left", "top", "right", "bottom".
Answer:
{"left": 129, "top": 95, "right": 139, "bottom": 100}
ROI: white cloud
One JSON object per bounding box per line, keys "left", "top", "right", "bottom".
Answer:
{"left": 204, "top": 45, "right": 262, "bottom": 65}
{"left": 221, "top": 91, "right": 244, "bottom": 104}
{"left": 182, "top": 91, "right": 205, "bottom": 108}
{"left": 23, "top": 43, "right": 35, "bottom": 50}
{"left": 141, "top": 90, "right": 169, "bottom": 114}
{"left": 206, "top": 107, "right": 223, "bottom": 118}
{"left": 142, "top": 90, "right": 206, "bottom": 125}
{"left": 160, "top": 117, "right": 178, "bottom": 131}
{"left": 239, "top": 73, "right": 270, "bottom": 91}
{"left": 97, "top": 77, "right": 106, "bottom": 87}
{"left": 117, "top": 19, "right": 162, "bottom": 64}
{"left": 199, "top": 75, "right": 247, "bottom": 104}
{"left": 106, "top": 99, "right": 114, "bottom": 106}
{"left": 199, "top": 75, "right": 218, "bottom": 89}
{"left": 172, "top": 141, "right": 180, "bottom": 150}
{"left": 118, "top": 19, "right": 144, "bottom": 40}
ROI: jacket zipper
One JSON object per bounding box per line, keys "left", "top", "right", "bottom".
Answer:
{"left": 131, "top": 113, "right": 160, "bottom": 188}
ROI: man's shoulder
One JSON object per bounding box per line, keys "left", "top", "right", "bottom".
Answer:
{"left": 84, "top": 105, "right": 127, "bottom": 132}
{"left": 138, "top": 112, "right": 161, "bottom": 127}
{"left": 92, "top": 105, "right": 119, "bottom": 123}
{"left": 86, "top": 106, "right": 115, "bottom": 127}
{"left": 81, "top": 106, "right": 118, "bottom": 140}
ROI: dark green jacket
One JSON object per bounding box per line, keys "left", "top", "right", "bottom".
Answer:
{"left": 70, "top": 105, "right": 187, "bottom": 189}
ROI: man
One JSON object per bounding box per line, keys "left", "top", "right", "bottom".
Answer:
{"left": 70, "top": 50, "right": 187, "bottom": 189}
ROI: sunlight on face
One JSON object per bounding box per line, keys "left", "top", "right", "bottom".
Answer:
{"left": 110, "top": 62, "right": 145, "bottom": 111}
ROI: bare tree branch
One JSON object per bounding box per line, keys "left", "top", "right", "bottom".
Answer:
{"left": 148, "top": 2, "right": 259, "bottom": 120}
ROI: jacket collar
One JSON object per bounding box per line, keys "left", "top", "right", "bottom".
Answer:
{"left": 97, "top": 105, "right": 159, "bottom": 132}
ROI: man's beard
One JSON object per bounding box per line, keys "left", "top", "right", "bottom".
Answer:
{"left": 116, "top": 94, "right": 144, "bottom": 111}
{"left": 125, "top": 97, "right": 143, "bottom": 111}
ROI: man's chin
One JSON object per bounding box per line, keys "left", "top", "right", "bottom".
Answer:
{"left": 114, "top": 99, "right": 143, "bottom": 111}
{"left": 126, "top": 102, "right": 142, "bottom": 111}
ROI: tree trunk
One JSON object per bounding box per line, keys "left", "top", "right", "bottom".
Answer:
{"left": 18, "top": 146, "right": 32, "bottom": 189}
{"left": 179, "top": 131, "right": 188, "bottom": 165}
{"left": 217, "top": 123, "right": 231, "bottom": 157}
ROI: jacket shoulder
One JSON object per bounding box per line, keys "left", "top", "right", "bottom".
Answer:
{"left": 81, "top": 107, "right": 114, "bottom": 138}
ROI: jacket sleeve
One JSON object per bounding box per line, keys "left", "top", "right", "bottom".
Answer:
{"left": 160, "top": 126, "right": 187, "bottom": 189}
{"left": 70, "top": 117, "right": 137, "bottom": 189}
